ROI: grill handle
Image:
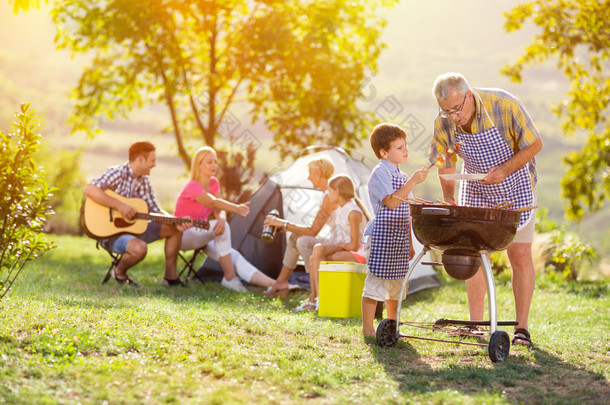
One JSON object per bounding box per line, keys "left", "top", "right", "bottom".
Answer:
{"left": 421, "top": 207, "right": 451, "bottom": 216}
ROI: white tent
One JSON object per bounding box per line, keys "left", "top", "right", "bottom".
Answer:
{"left": 209, "top": 146, "right": 440, "bottom": 294}
{"left": 269, "top": 146, "right": 440, "bottom": 294}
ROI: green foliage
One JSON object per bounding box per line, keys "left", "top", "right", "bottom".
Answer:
{"left": 561, "top": 131, "right": 610, "bottom": 221}
{"left": 489, "top": 250, "right": 510, "bottom": 275}
{"left": 9, "top": 0, "right": 40, "bottom": 13}
{"left": 545, "top": 228, "right": 596, "bottom": 281}
{"left": 51, "top": 0, "right": 396, "bottom": 167}
{"left": 535, "top": 208, "right": 597, "bottom": 280}
{"left": 491, "top": 207, "right": 598, "bottom": 280}
{"left": 0, "top": 104, "right": 56, "bottom": 298}
{"left": 35, "top": 145, "right": 86, "bottom": 235}
{"left": 502, "top": 0, "right": 610, "bottom": 221}
{"left": 534, "top": 206, "right": 560, "bottom": 233}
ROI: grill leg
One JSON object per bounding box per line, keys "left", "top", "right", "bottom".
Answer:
{"left": 481, "top": 253, "right": 498, "bottom": 334}
{"left": 395, "top": 247, "right": 429, "bottom": 337}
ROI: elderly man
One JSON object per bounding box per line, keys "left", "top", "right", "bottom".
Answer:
{"left": 428, "top": 72, "right": 542, "bottom": 346}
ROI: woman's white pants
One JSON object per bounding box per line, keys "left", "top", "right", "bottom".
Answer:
{"left": 180, "top": 220, "right": 259, "bottom": 283}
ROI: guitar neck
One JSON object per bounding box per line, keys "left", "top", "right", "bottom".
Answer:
{"left": 135, "top": 212, "right": 205, "bottom": 228}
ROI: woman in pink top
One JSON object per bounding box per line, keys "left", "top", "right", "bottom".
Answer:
{"left": 174, "top": 146, "right": 275, "bottom": 292}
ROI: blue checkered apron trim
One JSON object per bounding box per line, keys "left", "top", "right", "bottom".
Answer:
{"left": 455, "top": 109, "right": 534, "bottom": 229}
{"left": 368, "top": 176, "right": 411, "bottom": 279}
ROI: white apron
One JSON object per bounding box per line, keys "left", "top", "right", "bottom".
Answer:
{"left": 368, "top": 175, "right": 410, "bottom": 279}
{"left": 455, "top": 107, "right": 535, "bottom": 229}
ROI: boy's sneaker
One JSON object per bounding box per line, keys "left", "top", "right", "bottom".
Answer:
{"left": 162, "top": 277, "right": 186, "bottom": 287}
{"left": 221, "top": 277, "right": 248, "bottom": 293}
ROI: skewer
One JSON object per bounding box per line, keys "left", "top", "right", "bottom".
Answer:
{"left": 513, "top": 205, "right": 538, "bottom": 212}
{"left": 436, "top": 199, "right": 451, "bottom": 205}
{"left": 414, "top": 197, "right": 433, "bottom": 204}
{"left": 392, "top": 195, "right": 435, "bottom": 205}
{"left": 391, "top": 195, "right": 410, "bottom": 204}
{"left": 492, "top": 201, "right": 509, "bottom": 209}
{"left": 493, "top": 201, "right": 514, "bottom": 209}
{"left": 428, "top": 143, "right": 464, "bottom": 170}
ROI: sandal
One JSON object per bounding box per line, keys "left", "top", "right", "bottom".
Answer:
{"left": 292, "top": 298, "right": 317, "bottom": 312}
{"left": 512, "top": 328, "right": 532, "bottom": 346}
{"left": 111, "top": 266, "right": 140, "bottom": 288}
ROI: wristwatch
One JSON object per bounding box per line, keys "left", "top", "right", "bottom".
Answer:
{"left": 283, "top": 220, "right": 289, "bottom": 230}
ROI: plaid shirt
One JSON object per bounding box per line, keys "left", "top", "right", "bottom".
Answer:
{"left": 429, "top": 88, "right": 540, "bottom": 182}
{"left": 89, "top": 162, "right": 161, "bottom": 213}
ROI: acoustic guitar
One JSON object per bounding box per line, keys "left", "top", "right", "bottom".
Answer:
{"left": 81, "top": 189, "right": 209, "bottom": 240}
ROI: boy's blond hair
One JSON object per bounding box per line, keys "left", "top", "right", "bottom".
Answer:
{"left": 369, "top": 123, "right": 407, "bottom": 159}
{"left": 307, "top": 157, "right": 335, "bottom": 179}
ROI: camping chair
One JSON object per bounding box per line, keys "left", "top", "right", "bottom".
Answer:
{"left": 178, "top": 246, "right": 208, "bottom": 285}
{"left": 96, "top": 240, "right": 122, "bottom": 285}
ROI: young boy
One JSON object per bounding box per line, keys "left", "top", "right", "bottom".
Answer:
{"left": 362, "top": 123, "right": 429, "bottom": 338}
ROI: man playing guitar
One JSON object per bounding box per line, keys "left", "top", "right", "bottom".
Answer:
{"left": 84, "top": 141, "right": 191, "bottom": 288}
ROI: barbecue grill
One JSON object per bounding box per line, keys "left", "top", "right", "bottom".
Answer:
{"left": 376, "top": 204, "right": 521, "bottom": 363}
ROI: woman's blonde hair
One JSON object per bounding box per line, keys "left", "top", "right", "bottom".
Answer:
{"left": 190, "top": 146, "right": 216, "bottom": 183}
{"left": 329, "top": 174, "right": 371, "bottom": 221}
{"left": 307, "top": 157, "right": 335, "bottom": 179}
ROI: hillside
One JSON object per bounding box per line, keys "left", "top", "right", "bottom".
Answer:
{"left": 0, "top": 1, "right": 607, "bottom": 260}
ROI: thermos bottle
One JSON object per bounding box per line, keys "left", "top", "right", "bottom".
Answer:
{"left": 261, "top": 209, "right": 279, "bottom": 243}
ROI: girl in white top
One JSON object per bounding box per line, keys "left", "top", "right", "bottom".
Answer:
{"left": 294, "top": 175, "right": 369, "bottom": 312}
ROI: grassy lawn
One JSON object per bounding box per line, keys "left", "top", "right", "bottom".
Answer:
{"left": 1, "top": 235, "right": 608, "bottom": 404}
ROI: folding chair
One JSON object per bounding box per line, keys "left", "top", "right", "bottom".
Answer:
{"left": 178, "top": 246, "right": 208, "bottom": 285}
{"left": 97, "top": 240, "right": 122, "bottom": 285}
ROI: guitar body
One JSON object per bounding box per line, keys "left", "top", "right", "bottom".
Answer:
{"left": 81, "top": 190, "right": 150, "bottom": 239}
{"left": 81, "top": 189, "right": 209, "bottom": 240}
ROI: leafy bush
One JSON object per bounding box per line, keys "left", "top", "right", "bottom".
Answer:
{"left": 0, "top": 104, "right": 56, "bottom": 298}
{"left": 534, "top": 206, "right": 560, "bottom": 234}
{"left": 490, "top": 208, "right": 597, "bottom": 281}
{"left": 490, "top": 250, "right": 510, "bottom": 275}
{"left": 36, "top": 146, "right": 86, "bottom": 235}
{"left": 536, "top": 208, "right": 597, "bottom": 280}
{"left": 545, "top": 229, "right": 596, "bottom": 281}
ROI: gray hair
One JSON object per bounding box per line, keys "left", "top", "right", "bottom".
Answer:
{"left": 432, "top": 72, "right": 470, "bottom": 101}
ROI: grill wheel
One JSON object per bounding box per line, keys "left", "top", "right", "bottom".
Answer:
{"left": 376, "top": 318, "right": 398, "bottom": 348}
{"left": 488, "top": 330, "right": 511, "bottom": 363}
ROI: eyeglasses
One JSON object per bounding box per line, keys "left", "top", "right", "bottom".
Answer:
{"left": 439, "top": 91, "right": 469, "bottom": 119}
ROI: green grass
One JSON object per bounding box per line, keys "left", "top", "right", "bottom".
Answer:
{"left": 1, "top": 235, "right": 609, "bottom": 404}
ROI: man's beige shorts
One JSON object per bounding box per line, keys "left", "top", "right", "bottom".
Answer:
{"left": 512, "top": 194, "right": 537, "bottom": 244}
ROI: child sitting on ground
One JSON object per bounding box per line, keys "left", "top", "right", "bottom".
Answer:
{"left": 362, "top": 123, "right": 429, "bottom": 338}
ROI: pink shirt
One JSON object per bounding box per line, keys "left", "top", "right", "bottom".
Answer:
{"left": 174, "top": 178, "right": 220, "bottom": 220}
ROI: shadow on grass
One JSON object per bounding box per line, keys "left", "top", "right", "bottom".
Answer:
{"left": 371, "top": 335, "right": 610, "bottom": 404}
